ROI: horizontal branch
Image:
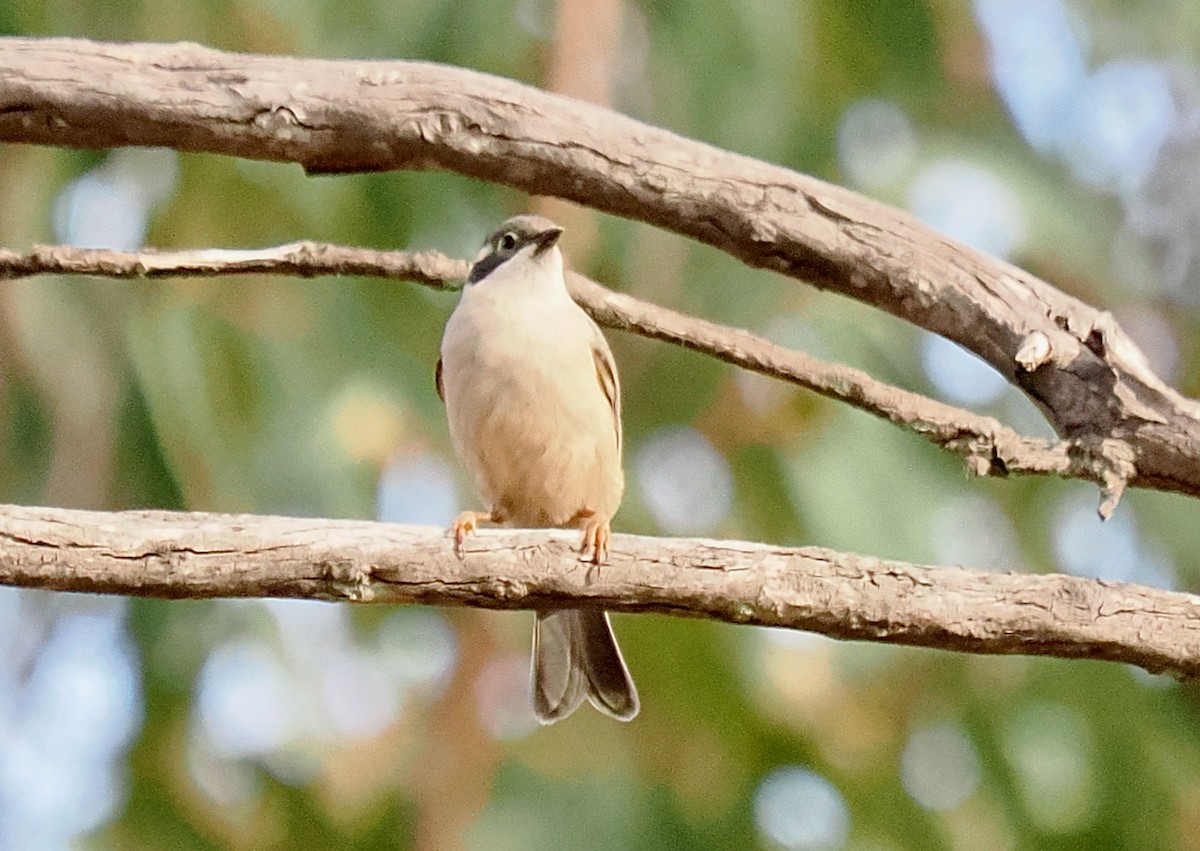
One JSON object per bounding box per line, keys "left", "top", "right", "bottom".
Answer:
{"left": 0, "top": 503, "right": 1196, "bottom": 678}
{"left": 1, "top": 38, "right": 1198, "bottom": 501}
{"left": 0, "top": 242, "right": 1102, "bottom": 492}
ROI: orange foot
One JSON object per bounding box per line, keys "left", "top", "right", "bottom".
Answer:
{"left": 577, "top": 509, "right": 612, "bottom": 566}
{"left": 451, "top": 510, "right": 495, "bottom": 558}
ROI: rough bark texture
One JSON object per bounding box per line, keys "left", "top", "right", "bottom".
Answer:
{"left": 0, "top": 39, "right": 1198, "bottom": 681}
{"left": 2, "top": 38, "right": 1198, "bottom": 501}
{"left": 0, "top": 503, "right": 1196, "bottom": 678}
{"left": 0, "top": 242, "right": 1085, "bottom": 486}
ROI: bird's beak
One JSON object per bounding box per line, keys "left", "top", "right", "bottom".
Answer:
{"left": 531, "top": 226, "right": 564, "bottom": 256}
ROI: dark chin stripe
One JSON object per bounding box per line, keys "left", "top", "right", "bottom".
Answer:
{"left": 468, "top": 252, "right": 508, "bottom": 283}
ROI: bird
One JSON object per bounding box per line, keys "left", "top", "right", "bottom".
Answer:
{"left": 436, "top": 213, "right": 639, "bottom": 724}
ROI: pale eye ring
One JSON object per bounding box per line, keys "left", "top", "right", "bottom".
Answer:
{"left": 498, "top": 231, "right": 518, "bottom": 251}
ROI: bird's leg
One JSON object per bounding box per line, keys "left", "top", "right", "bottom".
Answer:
{"left": 451, "top": 509, "right": 499, "bottom": 558}
{"left": 574, "top": 508, "right": 611, "bottom": 566}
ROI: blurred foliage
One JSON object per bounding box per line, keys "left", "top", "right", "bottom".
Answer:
{"left": 2, "top": 1, "right": 1200, "bottom": 850}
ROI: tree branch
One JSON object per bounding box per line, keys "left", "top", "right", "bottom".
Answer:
{"left": 1, "top": 37, "right": 1198, "bottom": 501}
{"left": 0, "top": 242, "right": 1097, "bottom": 490}
{"left": 0, "top": 502, "right": 1195, "bottom": 678}
{"left": 0, "top": 40, "right": 1197, "bottom": 683}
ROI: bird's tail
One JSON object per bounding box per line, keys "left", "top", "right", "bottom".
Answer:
{"left": 532, "top": 609, "right": 639, "bottom": 723}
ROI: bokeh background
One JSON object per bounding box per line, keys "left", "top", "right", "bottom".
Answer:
{"left": 1, "top": 0, "right": 1200, "bottom": 848}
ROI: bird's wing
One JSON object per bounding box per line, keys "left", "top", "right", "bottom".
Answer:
{"left": 435, "top": 357, "right": 445, "bottom": 403}
{"left": 590, "top": 329, "right": 622, "bottom": 453}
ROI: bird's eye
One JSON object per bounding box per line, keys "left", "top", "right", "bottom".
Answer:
{"left": 498, "top": 232, "right": 518, "bottom": 251}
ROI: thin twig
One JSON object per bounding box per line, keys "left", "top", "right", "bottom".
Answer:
{"left": 0, "top": 242, "right": 1090, "bottom": 486}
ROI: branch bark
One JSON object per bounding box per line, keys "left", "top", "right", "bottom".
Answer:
{"left": 1, "top": 38, "right": 1198, "bottom": 501}
{"left": 0, "top": 242, "right": 1093, "bottom": 488}
{"left": 0, "top": 502, "right": 1196, "bottom": 678}
{"left": 0, "top": 39, "right": 1197, "bottom": 685}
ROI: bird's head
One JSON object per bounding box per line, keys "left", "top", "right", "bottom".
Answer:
{"left": 468, "top": 214, "right": 564, "bottom": 284}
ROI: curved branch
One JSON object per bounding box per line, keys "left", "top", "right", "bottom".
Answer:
{"left": 0, "top": 502, "right": 1195, "bottom": 678}
{"left": 0, "top": 242, "right": 1099, "bottom": 489}
{"left": 0, "top": 38, "right": 1197, "bottom": 500}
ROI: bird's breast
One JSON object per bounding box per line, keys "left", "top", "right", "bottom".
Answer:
{"left": 440, "top": 289, "right": 623, "bottom": 527}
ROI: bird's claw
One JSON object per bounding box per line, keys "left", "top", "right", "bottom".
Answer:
{"left": 578, "top": 512, "right": 611, "bottom": 567}
{"left": 451, "top": 510, "right": 489, "bottom": 559}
